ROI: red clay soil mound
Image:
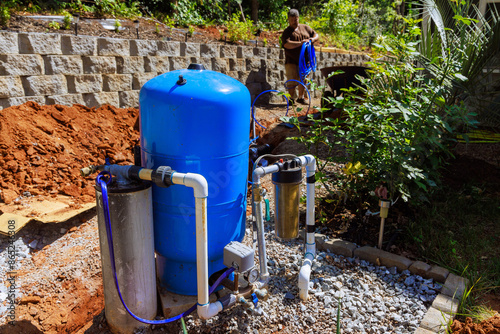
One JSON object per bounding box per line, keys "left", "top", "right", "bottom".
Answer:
{"left": 0, "top": 102, "right": 139, "bottom": 205}
{"left": 450, "top": 314, "right": 500, "bottom": 334}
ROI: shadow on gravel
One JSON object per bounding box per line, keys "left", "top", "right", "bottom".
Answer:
{"left": 0, "top": 208, "right": 97, "bottom": 254}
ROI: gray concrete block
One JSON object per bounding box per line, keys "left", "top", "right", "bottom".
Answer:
{"left": 321, "top": 239, "right": 357, "bottom": 258}
{"left": 241, "top": 46, "right": 254, "bottom": 59}
{"left": 229, "top": 59, "right": 245, "bottom": 72}
{"left": 19, "top": 33, "right": 62, "bottom": 55}
{"left": 83, "top": 92, "right": 119, "bottom": 108}
{"left": 45, "top": 94, "right": 84, "bottom": 106}
{"left": 0, "top": 96, "right": 45, "bottom": 110}
{"left": 236, "top": 46, "right": 244, "bottom": 58}
{"left": 169, "top": 57, "right": 188, "bottom": 71}
{"left": 22, "top": 75, "right": 67, "bottom": 96}
{"left": 442, "top": 273, "right": 468, "bottom": 300}
{"left": 200, "top": 44, "right": 219, "bottom": 58}
{"left": 266, "top": 70, "right": 281, "bottom": 86}
{"left": 427, "top": 265, "right": 450, "bottom": 283}
{"left": 267, "top": 47, "right": 280, "bottom": 60}
{"left": 157, "top": 41, "right": 181, "bottom": 57}
{"left": 43, "top": 55, "right": 83, "bottom": 75}
{"left": 132, "top": 72, "right": 156, "bottom": 90}
{"left": 97, "top": 38, "right": 130, "bottom": 56}
{"left": 247, "top": 70, "right": 266, "bottom": 83}
{"left": 253, "top": 47, "right": 267, "bottom": 59}
{"left": 145, "top": 56, "right": 169, "bottom": 74}
{"left": 181, "top": 42, "right": 200, "bottom": 57}
{"left": 116, "top": 56, "right": 145, "bottom": 74}
{"left": 227, "top": 71, "right": 238, "bottom": 81}
{"left": 220, "top": 45, "right": 237, "bottom": 59}
{"left": 246, "top": 59, "right": 263, "bottom": 71}
{"left": 409, "top": 260, "right": 431, "bottom": 276}
{"left": 82, "top": 56, "right": 117, "bottom": 74}
{"left": 67, "top": 75, "right": 103, "bottom": 94}
{"left": 353, "top": 246, "right": 383, "bottom": 265}
{"left": 432, "top": 293, "right": 459, "bottom": 314}
{"left": 238, "top": 71, "right": 249, "bottom": 83}
{"left": 102, "top": 74, "right": 133, "bottom": 92}
{"left": 0, "top": 55, "right": 43, "bottom": 76}
{"left": 130, "top": 39, "right": 158, "bottom": 56}
{"left": 419, "top": 306, "right": 451, "bottom": 333}
{"left": 0, "top": 77, "right": 24, "bottom": 98}
{"left": 212, "top": 58, "right": 228, "bottom": 74}
{"left": 189, "top": 57, "right": 211, "bottom": 71}
{"left": 0, "top": 32, "right": 18, "bottom": 54}
{"left": 61, "top": 35, "right": 97, "bottom": 55}
{"left": 119, "top": 90, "right": 139, "bottom": 108}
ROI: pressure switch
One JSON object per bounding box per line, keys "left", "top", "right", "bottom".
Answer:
{"left": 223, "top": 241, "right": 255, "bottom": 273}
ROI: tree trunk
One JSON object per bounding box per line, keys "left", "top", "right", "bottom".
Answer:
{"left": 251, "top": 0, "right": 258, "bottom": 22}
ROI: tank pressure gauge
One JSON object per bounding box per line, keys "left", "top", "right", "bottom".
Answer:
{"left": 245, "top": 268, "right": 259, "bottom": 284}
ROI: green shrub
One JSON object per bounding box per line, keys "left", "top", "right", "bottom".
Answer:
{"left": 225, "top": 14, "right": 255, "bottom": 43}
{"left": 335, "top": 18, "right": 477, "bottom": 204}
{"left": 48, "top": 21, "right": 60, "bottom": 30}
{"left": 0, "top": 7, "right": 10, "bottom": 27}
{"left": 62, "top": 11, "right": 72, "bottom": 30}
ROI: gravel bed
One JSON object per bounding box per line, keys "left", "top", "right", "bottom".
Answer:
{"left": 163, "top": 218, "right": 441, "bottom": 334}
{"left": 0, "top": 211, "right": 441, "bottom": 333}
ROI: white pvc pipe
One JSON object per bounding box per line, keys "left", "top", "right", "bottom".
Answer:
{"left": 251, "top": 154, "right": 317, "bottom": 295}
{"left": 171, "top": 172, "right": 221, "bottom": 320}
{"left": 297, "top": 155, "right": 316, "bottom": 301}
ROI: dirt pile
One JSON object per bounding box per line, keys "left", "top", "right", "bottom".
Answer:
{"left": 451, "top": 314, "right": 500, "bottom": 334}
{"left": 0, "top": 102, "right": 139, "bottom": 205}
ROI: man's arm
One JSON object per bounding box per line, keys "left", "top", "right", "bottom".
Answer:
{"left": 283, "top": 39, "right": 305, "bottom": 49}
{"left": 309, "top": 32, "right": 319, "bottom": 44}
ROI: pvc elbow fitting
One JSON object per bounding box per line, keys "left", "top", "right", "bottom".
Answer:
{"left": 172, "top": 172, "right": 208, "bottom": 198}
{"left": 197, "top": 302, "right": 223, "bottom": 320}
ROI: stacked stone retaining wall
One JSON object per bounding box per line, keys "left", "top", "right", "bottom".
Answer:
{"left": 0, "top": 31, "right": 371, "bottom": 109}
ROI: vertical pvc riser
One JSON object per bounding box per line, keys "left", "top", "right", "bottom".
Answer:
{"left": 96, "top": 182, "right": 157, "bottom": 334}
{"left": 139, "top": 68, "right": 251, "bottom": 295}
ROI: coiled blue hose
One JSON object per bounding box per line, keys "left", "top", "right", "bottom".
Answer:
{"left": 251, "top": 89, "right": 290, "bottom": 130}
{"left": 299, "top": 40, "right": 316, "bottom": 83}
{"left": 96, "top": 172, "right": 235, "bottom": 325}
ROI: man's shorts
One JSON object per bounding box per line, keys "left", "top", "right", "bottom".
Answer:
{"left": 285, "top": 63, "right": 300, "bottom": 90}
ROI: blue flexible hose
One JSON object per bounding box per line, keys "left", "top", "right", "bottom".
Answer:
{"left": 299, "top": 40, "right": 316, "bottom": 83}
{"left": 251, "top": 89, "right": 290, "bottom": 130}
{"left": 96, "top": 172, "right": 236, "bottom": 325}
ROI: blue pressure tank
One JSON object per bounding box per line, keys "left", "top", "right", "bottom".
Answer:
{"left": 139, "top": 64, "right": 250, "bottom": 296}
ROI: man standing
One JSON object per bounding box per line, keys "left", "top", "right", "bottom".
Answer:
{"left": 281, "top": 9, "right": 319, "bottom": 104}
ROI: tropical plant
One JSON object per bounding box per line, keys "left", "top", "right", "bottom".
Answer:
{"left": 414, "top": 0, "right": 500, "bottom": 128}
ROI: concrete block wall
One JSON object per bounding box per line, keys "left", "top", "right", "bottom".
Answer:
{"left": 0, "top": 31, "right": 372, "bottom": 110}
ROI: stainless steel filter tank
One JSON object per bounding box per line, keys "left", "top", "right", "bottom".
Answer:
{"left": 96, "top": 179, "right": 157, "bottom": 334}
{"left": 272, "top": 166, "right": 302, "bottom": 240}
